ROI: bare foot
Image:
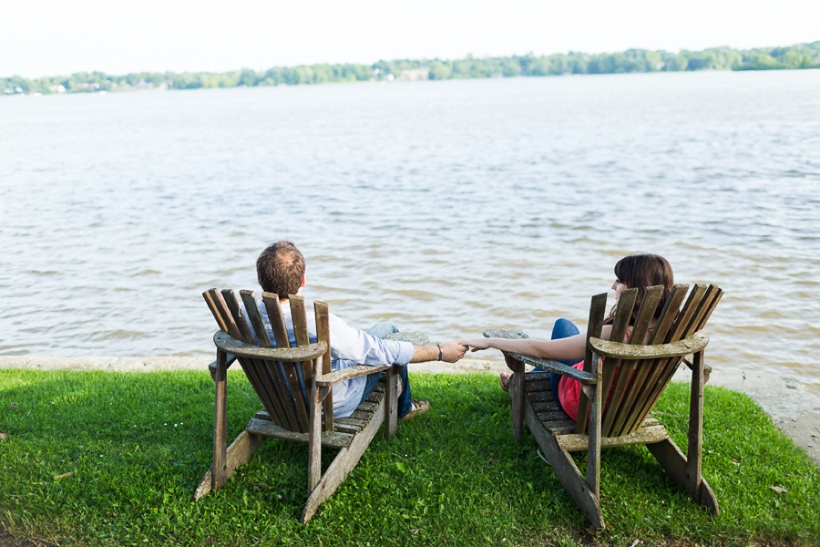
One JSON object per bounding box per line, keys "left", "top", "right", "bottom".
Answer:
{"left": 500, "top": 372, "right": 511, "bottom": 393}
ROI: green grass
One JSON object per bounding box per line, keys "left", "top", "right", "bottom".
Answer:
{"left": 0, "top": 369, "right": 818, "bottom": 547}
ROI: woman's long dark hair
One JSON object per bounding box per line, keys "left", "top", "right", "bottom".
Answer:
{"left": 605, "top": 254, "right": 674, "bottom": 325}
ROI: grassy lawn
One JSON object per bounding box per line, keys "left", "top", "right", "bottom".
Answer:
{"left": 0, "top": 369, "right": 818, "bottom": 547}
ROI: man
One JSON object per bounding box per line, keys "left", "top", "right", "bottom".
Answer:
{"left": 256, "top": 241, "right": 468, "bottom": 420}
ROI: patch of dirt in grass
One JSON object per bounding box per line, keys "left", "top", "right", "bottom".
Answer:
{"left": 0, "top": 527, "right": 54, "bottom": 547}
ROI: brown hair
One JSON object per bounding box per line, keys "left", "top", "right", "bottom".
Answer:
{"left": 606, "top": 254, "right": 674, "bottom": 325}
{"left": 256, "top": 241, "right": 306, "bottom": 300}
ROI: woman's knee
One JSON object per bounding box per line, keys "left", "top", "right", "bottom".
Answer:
{"left": 552, "top": 318, "right": 580, "bottom": 340}
{"left": 366, "top": 322, "right": 400, "bottom": 339}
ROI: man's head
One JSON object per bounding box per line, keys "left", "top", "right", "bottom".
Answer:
{"left": 256, "top": 241, "right": 306, "bottom": 300}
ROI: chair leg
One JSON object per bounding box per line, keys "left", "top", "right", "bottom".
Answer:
{"left": 525, "top": 403, "right": 604, "bottom": 530}
{"left": 584, "top": 376, "right": 602, "bottom": 501}
{"left": 687, "top": 350, "right": 705, "bottom": 501}
{"left": 505, "top": 354, "right": 525, "bottom": 442}
{"left": 646, "top": 438, "right": 719, "bottom": 515}
{"left": 308, "top": 358, "right": 323, "bottom": 492}
{"left": 511, "top": 373, "right": 525, "bottom": 442}
{"left": 385, "top": 365, "right": 399, "bottom": 440}
{"left": 195, "top": 430, "right": 265, "bottom": 501}
{"left": 301, "top": 396, "right": 387, "bottom": 523}
{"left": 213, "top": 349, "right": 229, "bottom": 491}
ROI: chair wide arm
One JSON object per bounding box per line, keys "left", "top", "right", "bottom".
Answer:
{"left": 208, "top": 353, "right": 237, "bottom": 380}
{"left": 588, "top": 331, "right": 709, "bottom": 360}
{"left": 314, "top": 365, "right": 393, "bottom": 387}
{"left": 213, "top": 331, "right": 328, "bottom": 362}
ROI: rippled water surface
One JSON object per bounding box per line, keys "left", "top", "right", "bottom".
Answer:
{"left": 2, "top": 70, "right": 819, "bottom": 382}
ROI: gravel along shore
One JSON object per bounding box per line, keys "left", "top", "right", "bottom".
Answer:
{"left": 1, "top": 355, "right": 818, "bottom": 464}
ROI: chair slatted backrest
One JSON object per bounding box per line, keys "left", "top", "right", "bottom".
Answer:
{"left": 203, "top": 288, "right": 334, "bottom": 434}
{"left": 577, "top": 284, "right": 723, "bottom": 437}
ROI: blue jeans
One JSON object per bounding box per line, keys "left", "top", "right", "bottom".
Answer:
{"left": 529, "top": 318, "right": 580, "bottom": 415}
{"left": 359, "top": 322, "right": 414, "bottom": 418}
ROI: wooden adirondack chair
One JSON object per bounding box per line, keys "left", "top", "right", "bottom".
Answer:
{"left": 485, "top": 283, "right": 723, "bottom": 530}
{"left": 195, "top": 288, "right": 408, "bottom": 523}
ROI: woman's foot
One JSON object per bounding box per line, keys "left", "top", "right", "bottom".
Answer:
{"left": 400, "top": 399, "right": 430, "bottom": 421}
{"left": 500, "top": 372, "right": 511, "bottom": 393}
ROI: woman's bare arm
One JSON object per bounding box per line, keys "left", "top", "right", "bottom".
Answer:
{"left": 464, "top": 325, "right": 616, "bottom": 362}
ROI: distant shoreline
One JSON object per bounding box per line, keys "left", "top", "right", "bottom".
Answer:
{"left": 3, "top": 41, "right": 818, "bottom": 97}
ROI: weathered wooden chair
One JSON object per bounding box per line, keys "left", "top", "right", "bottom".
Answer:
{"left": 485, "top": 284, "right": 723, "bottom": 530}
{"left": 195, "top": 288, "right": 409, "bottom": 523}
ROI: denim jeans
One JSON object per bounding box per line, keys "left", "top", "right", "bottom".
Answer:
{"left": 529, "top": 318, "right": 580, "bottom": 415}
{"left": 359, "top": 322, "right": 414, "bottom": 418}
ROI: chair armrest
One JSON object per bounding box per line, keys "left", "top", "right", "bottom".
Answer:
{"left": 510, "top": 354, "right": 598, "bottom": 384}
{"left": 483, "top": 328, "right": 530, "bottom": 340}
{"left": 483, "top": 328, "right": 597, "bottom": 384}
{"left": 588, "top": 331, "right": 709, "bottom": 360}
{"left": 682, "top": 358, "right": 713, "bottom": 384}
{"left": 208, "top": 353, "right": 237, "bottom": 381}
{"left": 311, "top": 332, "right": 423, "bottom": 387}
{"left": 213, "top": 331, "right": 328, "bottom": 362}
{"left": 314, "top": 365, "right": 393, "bottom": 387}
{"left": 385, "top": 331, "right": 429, "bottom": 345}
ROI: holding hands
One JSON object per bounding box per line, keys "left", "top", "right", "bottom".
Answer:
{"left": 439, "top": 340, "right": 469, "bottom": 362}
{"left": 462, "top": 339, "right": 491, "bottom": 352}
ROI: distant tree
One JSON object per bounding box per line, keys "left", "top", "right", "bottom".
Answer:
{"left": 683, "top": 50, "right": 717, "bottom": 70}
{"left": 428, "top": 61, "right": 452, "bottom": 80}
{"left": 663, "top": 54, "right": 689, "bottom": 71}
{"left": 238, "top": 69, "right": 258, "bottom": 87}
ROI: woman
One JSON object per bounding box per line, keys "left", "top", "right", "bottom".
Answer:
{"left": 464, "top": 254, "right": 674, "bottom": 422}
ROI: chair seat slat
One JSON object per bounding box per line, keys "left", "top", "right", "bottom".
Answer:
{"left": 246, "top": 418, "right": 354, "bottom": 449}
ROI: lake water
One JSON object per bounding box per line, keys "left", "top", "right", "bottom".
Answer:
{"left": 1, "top": 70, "right": 819, "bottom": 386}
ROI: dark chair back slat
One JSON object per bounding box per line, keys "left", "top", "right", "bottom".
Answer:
{"left": 203, "top": 289, "right": 231, "bottom": 334}
{"left": 206, "top": 289, "right": 242, "bottom": 340}
{"left": 283, "top": 296, "right": 312, "bottom": 431}
{"left": 666, "top": 285, "right": 708, "bottom": 344}
{"left": 240, "top": 290, "right": 272, "bottom": 346}
{"left": 239, "top": 290, "right": 291, "bottom": 429}
{"left": 221, "top": 289, "right": 256, "bottom": 343}
{"left": 289, "top": 296, "right": 315, "bottom": 389}
{"left": 575, "top": 293, "right": 609, "bottom": 434}
{"left": 617, "top": 284, "right": 689, "bottom": 434}
{"left": 591, "top": 287, "right": 636, "bottom": 435}
{"left": 261, "top": 293, "right": 310, "bottom": 432}
{"left": 260, "top": 293, "right": 303, "bottom": 431}
{"left": 313, "top": 301, "right": 335, "bottom": 432}
{"left": 648, "top": 284, "right": 688, "bottom": 345}
{"left": 603, "top": 286, "right": 663, "bottom": 436}
{"left": 598, "top": 288, "right": 637, "bottom": 423}
{"left": 697, "top": 287, "right": 723, "bottom": 330}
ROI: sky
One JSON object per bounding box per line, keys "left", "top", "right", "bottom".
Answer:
{"left": 2, "top": 0, "right": 819, "bottom": 78}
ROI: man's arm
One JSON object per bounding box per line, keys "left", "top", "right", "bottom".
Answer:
{"left": 410, "top": 340, "right": 468, "bottom": 363}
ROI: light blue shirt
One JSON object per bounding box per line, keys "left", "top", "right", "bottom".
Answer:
{"left": 258, "top": 298, "right": 414, "bottom": 418}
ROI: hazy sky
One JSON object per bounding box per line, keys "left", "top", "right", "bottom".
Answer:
{"left": 2, "top": 0, "right": 818, "bottom": 78}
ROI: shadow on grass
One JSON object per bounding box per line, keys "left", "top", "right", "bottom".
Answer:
{"left": 1, "top": 369, "right": 818, "bottom": 546}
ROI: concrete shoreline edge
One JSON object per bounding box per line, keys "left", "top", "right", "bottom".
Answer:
{"left": 1, "top": 355, "right": 818, "bottom": 464}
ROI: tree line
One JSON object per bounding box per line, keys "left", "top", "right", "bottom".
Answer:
{"left": 3, "top": 42, "right": 818, "bottom": 95}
